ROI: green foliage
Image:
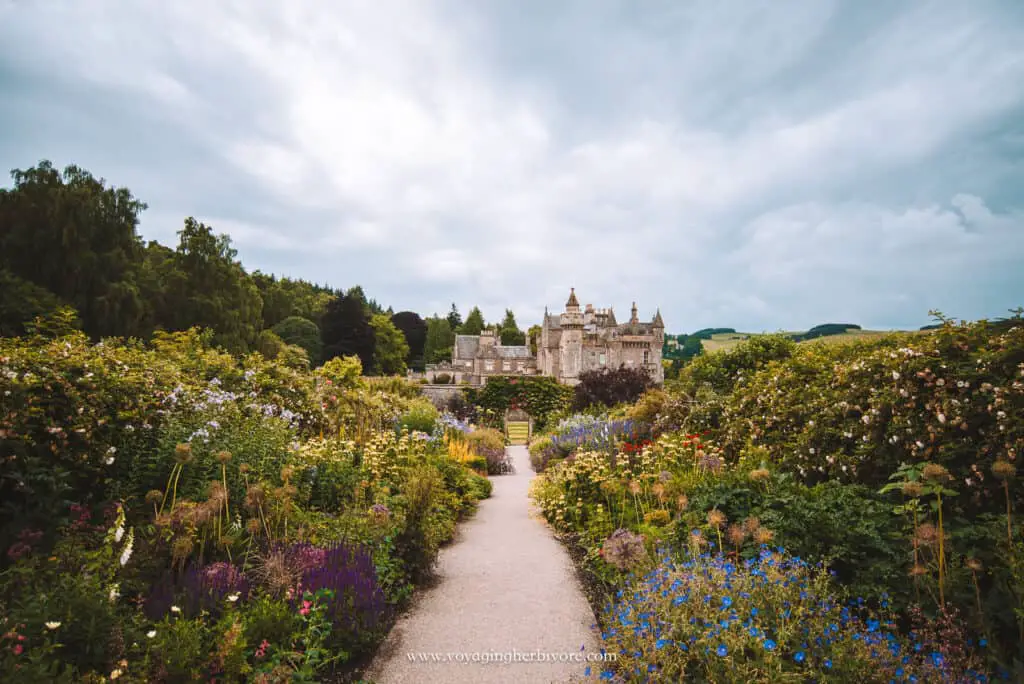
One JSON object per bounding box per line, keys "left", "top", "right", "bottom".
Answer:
{"left": 573, "top": 366, "right": 654, "bottom": 411}
{"left": 256, "top": 328, "right": 285, "bottom": 360}
{"left": 369, "top": 313, "right": 409, "bottom": 376}
{"left": 272, "top": 316, "right": 323, "bottom": 366}
{"left": 498, "top": 309, "right": 526, "bottom": 345}
{"left": 398, "top": 398, "right": 439, "bottom": 434}
{"left": 162, "top": 217, "right": 264, "bottom": 355}
{"left": 0, "top": 161, "right": 148, "bottom": 340}
{"left": 676, "top": 333, "right": 795, "bottom": 395}
{"left": 0, "top": 269, "right": 65, "bottom": 337}
{"left": 791, "top": 323, "right": 862, "bottom": 341}
{"left": 315, "top": 355, "right": 363, "bottom": 389}
{"left": 459, "top": 307, "right": 485, "bottom": 336}
{"left": 423, "top": 317, "right": 455, "bottom": 364}
{"left": 391, "top": 311, "right": 427, "bottom": 371}
{"left": 463, "top": 376, "right": 572, "bottom": 430}
{"left": 320, "top": 293, "right": 376, "bottom": 372}
{"left": 691, "top": 327, "right": 736, "bottom": 339}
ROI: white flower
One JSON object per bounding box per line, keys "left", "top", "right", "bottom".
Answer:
{"left": 107, "top": 446, "right": 117, "bottom": 454}
{"left": 109, "top": 584, "right": 120, "bottom": 602}
{"left": 171, "top": 605, "right": 181, "bottom": 614}
{"left": 147, "top": 630, "right": 157, "bottom": 638}
{"left": 45, "top": 621, "right": 61, "bottom": 630}
{"left": 892, "top": 371, "right": 900, "bottom": 380}
{"left": 105, "top": 456, "right": 115, "bottom": 465}
{"left": 114, "top": 525, "right": 124, "bottom": 543}
{"left": 937, "top": 413, "right": 946, "bottom": 424}
{"left": 227, "top": 592, "right": 240, "bottom": 603}
{"left": 110, "top": 669, "right": 122, "bottom": 680}
{"left": 119, "top": 530, "right": 134, "bottom": 566}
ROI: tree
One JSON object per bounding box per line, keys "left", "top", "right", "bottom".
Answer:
{"left": 423, "top": 317, "right": 455, "bottom": 364}
{"left": 392, "top": 311, "right": 428, "bottom": 370}
{"left": 0, "top": 160, "right": 148, "bottom": 338}
{"left": 499, "top": 309, "right": 526, "bottom": 345}
{"left": 272, "top": 316, "right": 323, "bottom": 365}
{"left": 460, "top": 306, "right": 485, "bottom": 336}
{"left": 320, "top": 293, "right": 375, "bottom": 372}
{"left": 161, "top": 217, "right": 263, "bottom": 354}
{"left": 572, "top": 366, "right": 654, "bottom": 411}
{"left": 527, "top": 324, "right": 543, "bottom": 356}
{"left": 0, "top": 269, "right": 64, "bottom": 337}
{"left": 370, "top": 313, "right": 410, "bottom": 375}
{"left": 446, "top": 303, "right": 462, "bottom": 331}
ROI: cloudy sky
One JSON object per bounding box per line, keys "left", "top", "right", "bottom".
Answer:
{"left": 2, "top": 0, "right": 1023, "bottom": 333}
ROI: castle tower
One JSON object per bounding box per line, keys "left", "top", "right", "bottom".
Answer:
{"left": 559, "top": 288, "right": 584, "bottom": 385}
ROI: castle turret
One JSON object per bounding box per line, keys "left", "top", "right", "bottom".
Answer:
{"left": 630, "top": 302, "right": 639, "bottom": 324}
{"left": 653, "top": 309, "right": 664, "bottom": 328}
{"left": 559, "top": 288, "right": 584, "bottom": 385}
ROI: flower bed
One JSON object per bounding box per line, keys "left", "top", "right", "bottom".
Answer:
{"left": 0, "top": 332, "right": 490, "bottom": 681}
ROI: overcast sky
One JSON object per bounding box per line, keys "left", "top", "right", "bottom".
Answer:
{"left": 2, "top": 1, "right": 1023, "bottom": 333}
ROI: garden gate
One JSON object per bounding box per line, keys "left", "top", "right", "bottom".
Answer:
{"left": 504, "top": 407, "right": 532, "bottom": 445}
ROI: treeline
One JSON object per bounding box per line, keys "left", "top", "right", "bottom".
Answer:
{"left": 0, "top": 160, "right": 527, "bottom": 374}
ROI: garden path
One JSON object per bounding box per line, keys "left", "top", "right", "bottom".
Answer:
{"left": 364, "top": 445, "right": 601, "bottom": 683}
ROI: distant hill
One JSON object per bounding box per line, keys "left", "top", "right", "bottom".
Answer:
{"left": 693, "top": 325, "right": 929, "bottom": 354}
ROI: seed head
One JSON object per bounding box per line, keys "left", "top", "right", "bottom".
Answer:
{"left": 965, "top": 557, "right": 983, "bottom": 572}
{"left": 749, "top": 468, "right": 771, "bottom": 482}
{"left": 901, "top": 481, "right": 924, "bottom": 498}
{"left": 707, "top": 509, "right": 727, "bottom": 529}
{"left": 174, "top": 443, "right": 193, "bottom": 465}
{"left": 921, "top": 463, "right": 951, "bottom": 482}
{"left": 727, "top": 524, "right": 747, "bottom": 546}
{"left": 992, "top": 460, "right": 1016, "bottom": 480}
{"left": 675, "top": 495, "right": 689, "bottom": 511}
{"left": 754, "top": 527, "right": 775, "bottom": 545}
{"left": 216, "top": 450, "right": 232, "bottom": 464}
{"left": 145, "top": 489, "right": 164, "bottom": 504}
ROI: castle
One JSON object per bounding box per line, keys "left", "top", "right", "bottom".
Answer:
{"left": 427, "top": 289, "right": 664, "bottom": 386}
{"left": 536, "top": 288, "right": 665, "bottom": 386}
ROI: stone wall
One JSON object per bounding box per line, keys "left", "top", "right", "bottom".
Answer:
{"left": 420, "top": 384, "right": 465, "bottom": 409}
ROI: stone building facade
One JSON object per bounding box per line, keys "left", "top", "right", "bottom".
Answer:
{"left": 425, "top": 288, "right": 665, "bottom": 386}
{"left": 428, "top": 328, "right": 536, "bottom": 385}
{"left": 536, "top": 288, "right": 664, "bottom": 386}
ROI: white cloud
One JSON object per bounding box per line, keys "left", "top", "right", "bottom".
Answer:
{"left": 1, "top": 0, "right": 1022, "bottom": 331}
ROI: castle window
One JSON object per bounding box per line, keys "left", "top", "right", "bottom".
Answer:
{"left": 502, "top": 361, "right": 511, "bottom": 371}
{"left": 485, "top": 360, "right": 494, "bottom": 372}
{"left": 599, "top": 353, "right": 606, "bottom": 365}
{"left": 644, "top": 350, "right": 650, "bottom": 365}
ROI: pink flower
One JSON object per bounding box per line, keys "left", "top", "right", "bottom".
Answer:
{"left": 299, "top": 600, "right": 312, "bottom": 616}
{"left": 13, "top": 644, "right": 23, "bottom": 655}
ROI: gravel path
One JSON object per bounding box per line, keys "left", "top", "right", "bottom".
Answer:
{"left": 364, "top": 445, "right": 601, "bottom": 683}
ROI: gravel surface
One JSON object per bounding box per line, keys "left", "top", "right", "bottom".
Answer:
{"left": 364, "top": 446, "right": 602, "bottom": 683}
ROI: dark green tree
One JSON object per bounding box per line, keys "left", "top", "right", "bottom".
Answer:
{"left": 0, "top": 269, "right": 65, "bottom": 337}
{"left": 392, "top": 311, "right": 428, "bottom": 370}
{"left": 272, "top": 316, "right": 323, "bottom": 365}
{"left": 160, "top": 218, "right": 263, "bottom": 354}
{"left": 0, "top": 161, "right": 148, "bottom": 338}
{"left": 460, "top": 306, "right": 485, "bottom": 336}
{"left": 320, "top": 292, "right": 376, "bottom": 372}
{"left": 446, "top": 303, "right": 462, "bottom": 331}
{"left": 499, "top": 309, "right": 526, "bottom": 345}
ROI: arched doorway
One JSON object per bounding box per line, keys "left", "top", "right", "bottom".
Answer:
{"left": 504, "top": 407, "right": 532, "bottom": 445}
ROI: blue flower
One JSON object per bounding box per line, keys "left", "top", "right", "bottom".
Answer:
{"left": 824, "top": 659, "right": 832, "bottom": 669}
{"left": 794, "top": 651, "right": 805, "bottom": 663}
{"left": 656, "top": 638, "right": 669, "bottom": 650}
{"left": 763, "top": 639, "right": 776, "bottom": 651}
{"left": 721, "top": 596, "right": 733, "bottom": 610}
{"left": 717, "top": 644, "right": 728, "bottom": 657}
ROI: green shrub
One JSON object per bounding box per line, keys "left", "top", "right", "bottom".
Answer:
{"left": 398, "top": 398, "right": 439, "bottom": 434}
